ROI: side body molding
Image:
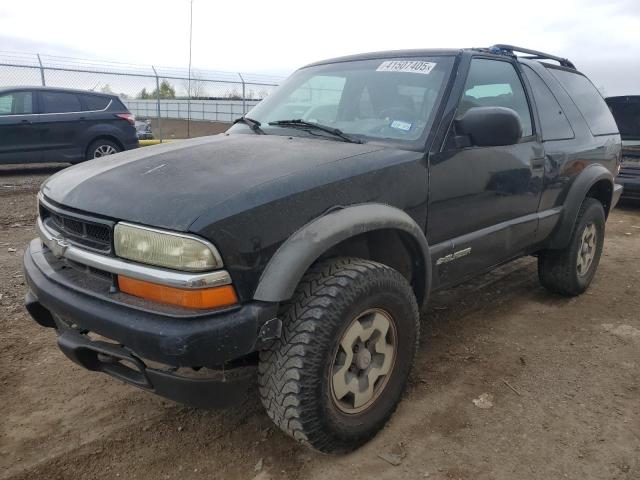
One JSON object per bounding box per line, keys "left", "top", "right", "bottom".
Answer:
{"left": 253, "top": 203, "right": 431, "bottom": 306}
{"left": 544, "top": 164, "right": 613, "bottom": 250}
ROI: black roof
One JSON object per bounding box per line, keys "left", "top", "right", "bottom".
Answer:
{"left": 606, "top": 95, "right": 640, "bottom": 102}
{"left": 304, "top": 45, "right": 576, "bottom": 70}
{"left": 304, "top": 49, "right": 462, "bottom": 68}
{"left": 0, "top": 85, "right": 117, "bottom": 97}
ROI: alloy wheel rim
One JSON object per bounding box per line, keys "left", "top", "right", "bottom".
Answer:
{"left": 94, "top": 145, "right": 117, "bottom": 158}
{"left": 330, "top": 308, "right": 397, "bottom": 414}
{"left": 577, "top": 222, "right": 597, "bottom": 277}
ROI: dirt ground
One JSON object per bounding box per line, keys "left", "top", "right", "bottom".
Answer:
{"left": 1, "top": 163, "right": 639, "bottom": 480}
{"left": 143, "top": 118, "right": 230, "bottom": 140}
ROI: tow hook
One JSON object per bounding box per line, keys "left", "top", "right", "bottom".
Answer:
{"left": 97, "top": 353, "right": 120, "bottom": 364}
{"left": 258, "top": 317, "right": 282, "bottom": 342}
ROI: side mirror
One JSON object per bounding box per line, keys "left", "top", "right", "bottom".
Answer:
{"left": 456, "top": 106, "right": 522, "bottom": 147}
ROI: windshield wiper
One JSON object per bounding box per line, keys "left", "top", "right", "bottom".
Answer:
{"left": 268, "top": 119, "right": 362, "bottom": 144}
{"left": 233, "top": 116, "right": 264, "bottom": 134}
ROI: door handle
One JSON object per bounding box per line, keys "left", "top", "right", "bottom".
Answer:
{"left": 21, "top": 119, "right": 31, "bottom": 124}
{"left": 531, "top": 157, "right": 545, "bottom": 169}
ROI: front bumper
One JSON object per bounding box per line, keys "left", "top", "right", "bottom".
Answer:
{"left": 23, "top": 238, "right": 279, "bottom": 408}
{"left": 612, "top": 182, "right": 624, "bottom": 207}
{"left": 617, "top": 166, "right": 640, "bottom": 201}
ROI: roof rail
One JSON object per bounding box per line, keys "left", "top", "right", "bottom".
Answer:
{"left": 489, "top": 44, "right": 576, "bottom": 69}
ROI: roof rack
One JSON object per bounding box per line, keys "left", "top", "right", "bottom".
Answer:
{"left": 488, "top": 44, "right": 576, "bottom": 69}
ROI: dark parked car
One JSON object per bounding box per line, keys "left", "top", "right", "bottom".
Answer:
{"left": 0, "top": 86, "right": 138, "bottom": 164}
{"left": 135, "top": 119, "right": 153, "bottom": 140}
{"left": 24, "top": 45, "right": 622, "bottom": 453}
{"left": 606, "top": 95, "right": 640, "bottom": 200}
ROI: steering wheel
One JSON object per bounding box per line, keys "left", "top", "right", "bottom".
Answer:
{"left": 378, "top": 106, "right": 416, "bottom": 122}
{"left": 367, "top": 106, "right": 417, "bottom": 135}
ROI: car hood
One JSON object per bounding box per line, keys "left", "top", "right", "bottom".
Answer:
{"left": 42, "top": 134, "right": 384, "bottom": 231}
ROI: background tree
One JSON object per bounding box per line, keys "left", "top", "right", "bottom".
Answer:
{"left": 153, "top": 80, "right": 176, "bottom": 99}
{"left": 182, "top": 74, "right": 208, "bottom": 98}
{"left": 224, "top": 87, "right": 242, "bottom": 100}
{"left": 137, "top": 81, "right": 176, "bottom": 99}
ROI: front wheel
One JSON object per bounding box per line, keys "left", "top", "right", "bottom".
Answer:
{"left": 538, "top": 197, "right": 606, "bottom": 296}
{"left": 258, "top": 257, "right": 419, "bottom": 453}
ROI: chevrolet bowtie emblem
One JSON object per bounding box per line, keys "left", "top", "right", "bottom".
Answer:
{"left": 50, "top": 235, "right": 70, "bottom": 258}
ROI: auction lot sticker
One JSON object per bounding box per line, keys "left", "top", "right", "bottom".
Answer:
{"left": 376, "top": 60, "right": 437, "bottom": 75}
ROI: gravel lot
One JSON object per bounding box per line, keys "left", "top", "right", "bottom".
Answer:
{"left": 1, "top": 163, "right": 639, "bottom": 480}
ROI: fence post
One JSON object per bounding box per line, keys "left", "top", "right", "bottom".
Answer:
{"left": 36, "top": 54, "right": 46, "bottom": 86}
{"left": 151, "top": 65, "right": 163, "bottom": 143}
{"left": 238, "top": 73, "right": 246, "bottom": 115}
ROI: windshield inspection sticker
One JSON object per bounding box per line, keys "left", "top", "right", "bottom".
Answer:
{"left": 376, "top": 60, "right": 437, "bottom": 75}
{"left": 390, "top": 120, "right": 412, "bottom": 131}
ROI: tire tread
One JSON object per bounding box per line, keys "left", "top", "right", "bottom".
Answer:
{"left": 258, "top": 257, "right": 419, "bottom": 452}
{"left": 538, "top": 197, "right": 605, "bottom": 296}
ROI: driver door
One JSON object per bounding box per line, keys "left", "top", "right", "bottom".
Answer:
{"left": 427, "top": 57, "right": 544, "bottom": 286}
{"left": 0, "top": 90, "right": 42, "bottom": 164}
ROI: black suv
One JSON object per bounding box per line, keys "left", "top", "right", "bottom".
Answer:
{"left": 606, "top": 95, "right": 640, "bottom": 200}
{"left": 23, "top": 45, "right": 622, "bottom": 453}
{"left": 0, "top": 86, "right": 138, "bottom": 164}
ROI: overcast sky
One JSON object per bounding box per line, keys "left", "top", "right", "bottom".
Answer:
{"left": 1, "top": 0, "right": 639, "bottom": 95}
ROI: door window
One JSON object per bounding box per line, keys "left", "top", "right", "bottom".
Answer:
{"left": 41, "top": 91, "right": 82, "bottom": 114}
{"left": 458, "top": 58, "right": 533, "bottom": 137}
{"left": 0, "top": 91, "right": 34, "bottom": 115}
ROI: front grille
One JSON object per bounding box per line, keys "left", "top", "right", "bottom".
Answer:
{"left": 86, "top": 223, "right": 111, "bottom": 243}
{"left": 620, "top": 164, "right": 640, "bottom": 179}
{"left": 40, "top": 202, "right": 113, "bottom": 253}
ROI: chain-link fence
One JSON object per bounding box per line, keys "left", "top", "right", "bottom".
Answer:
{"left": 0, "top": 51, "right": 285, "bottom": 140}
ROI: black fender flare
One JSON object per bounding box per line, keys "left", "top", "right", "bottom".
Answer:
{"left": 544, "top": 164, "right": 613, "bottom": 250}
{"left": 253, "top": 203, "right": 432, "bottom": 308}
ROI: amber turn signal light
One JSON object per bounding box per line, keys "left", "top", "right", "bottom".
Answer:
{"left": 117, "top": 275, "right": 238, "bottom": 309}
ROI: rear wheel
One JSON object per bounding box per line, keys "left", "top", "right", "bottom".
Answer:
{"left": 538, "top": 197, "right": 605, "bottom": 296}
{"left": 258, "top": 257, "right": 419, "bottom": 453}
{"left": 86, "top": 139, "right": 120, "bottom": 160}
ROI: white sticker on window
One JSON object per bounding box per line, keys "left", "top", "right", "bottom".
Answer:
{"left": 390, "top": 120, "right": 412, "bottom": 131}
{"left": 376, "top": 60, "right": 437, "bottom": 75}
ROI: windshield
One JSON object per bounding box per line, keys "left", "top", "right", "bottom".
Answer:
{"left": 233, "top": 56, "right": 454, "bottom": 147}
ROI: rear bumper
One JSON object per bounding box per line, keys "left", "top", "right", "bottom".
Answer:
{"left": 124, "top": 139, "right": 140, "bottom": 150}
{"left": 23, "top": 238, "right": 279, "bottom": 408}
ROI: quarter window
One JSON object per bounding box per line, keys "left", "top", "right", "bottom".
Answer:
{"left": 80, "top": 94, "right": 110, "bottom": 111}
{"left": 549, "top": 68, "right": 618, "bottom": 136}
{"left": 41, "top": 91, "right": 82, "bottom": 114}
{"left": 0, "top": 91, "right": 33, "bottom": 115}
{"left": 458, "top": 58, "right": 533, "bottom": 137}
{"left": 522, "top": 65, "right": 574, "bottom": 141}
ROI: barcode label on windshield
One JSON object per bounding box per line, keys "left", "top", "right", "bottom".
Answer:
{"left": 376, "top": 60, "right": 437, "bottom": 75}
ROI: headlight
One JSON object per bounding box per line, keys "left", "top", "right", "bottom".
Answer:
{"left": 114, "top": 222, "right": 223, "bottom": 272}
